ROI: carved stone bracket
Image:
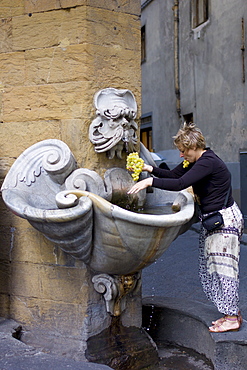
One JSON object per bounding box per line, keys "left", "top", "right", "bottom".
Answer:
{"left": 92, "top": 273, "right": 141, "bottom": 317}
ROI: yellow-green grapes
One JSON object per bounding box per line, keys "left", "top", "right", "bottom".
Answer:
{"left": 126, "top": 152, "right": 144, "bottom": 181}
{"left": 183, "top": 160, "right": 190, "bottom": 168}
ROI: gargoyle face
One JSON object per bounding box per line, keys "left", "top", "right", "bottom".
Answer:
{"left": 89, "top": 88, "right": 138, "bottom": 159}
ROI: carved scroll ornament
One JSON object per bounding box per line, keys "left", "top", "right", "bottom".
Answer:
{"left": 92, "top": 273, "right": 141, "bottom": 316}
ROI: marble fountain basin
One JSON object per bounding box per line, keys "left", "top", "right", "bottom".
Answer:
{"left": 55, "top": 189, "right": 194, "bottom": 275}
{"left": 1, "top": 139, "right": 195, "bottom": 276}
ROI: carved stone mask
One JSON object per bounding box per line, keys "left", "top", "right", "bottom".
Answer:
{"left": 89, "top": 88, "right": 138, "bottom": 159}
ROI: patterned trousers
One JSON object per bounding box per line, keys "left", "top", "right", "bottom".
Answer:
{"left": 199, "top": 202, "right": 244, "bottom": 316}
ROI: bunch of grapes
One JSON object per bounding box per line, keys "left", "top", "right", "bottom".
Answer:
{"left": 126, "top": 152, "right": 144, "bottom": 181}
{"left": 183, "top": 160, "right": 190, "bottom": 168}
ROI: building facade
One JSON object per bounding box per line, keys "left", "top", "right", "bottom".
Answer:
{"left": 141, "top": 0, "right": 247, "bottom": 217}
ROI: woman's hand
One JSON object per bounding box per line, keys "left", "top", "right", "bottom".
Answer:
{"left": 127, "top": 163, "right": 153, "bottom": 173}
{"left": 142, "top": 163, "right": 153, "bottom": 173}
{"left": 127, "top": 177, "right": 153, "bottom": 194}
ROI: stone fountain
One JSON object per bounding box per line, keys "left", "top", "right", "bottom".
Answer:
{"left": 1, "top": 88, "right": 195, "bottom": 369}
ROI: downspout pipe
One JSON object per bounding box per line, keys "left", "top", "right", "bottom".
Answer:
{"left": 241, "top": 17, "right": 245, "bottom": 83}
{"left": 173, "top": 0, "right": 181, "bottom": 117}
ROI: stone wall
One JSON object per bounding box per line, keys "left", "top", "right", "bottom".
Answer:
{"left": 0, "top": 0, "right": 141, "bottom": 357}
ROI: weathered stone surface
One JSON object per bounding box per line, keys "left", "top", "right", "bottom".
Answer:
{"left": 9, "top": 296, "right": 87, "bottom": 338}
{"left": 0, "top": 0, "right": 24, "bottom": 18}
{"left": 10, "top": 262, "right": 87, "bottom": 303}
{"left": 0, "top": 158, "right": 16, "bottom": 181}
{"left": 0, "top": 121, "right": 61, "bottom": 157}
{"left": 0, "top": 52, "right": 25, "bottom": 86}
{"left": 24, "top": 0, "right": 140, "bottom": 15}
{"left": 12, "top": 7, "right": 139, "bottom": 51}
{"left": 86, "top": 7, "right": 140, "bottom": 50}
{"left": 25, "top": 45, "right": 88, "bottom": 85}
{"left": 8, "top": 264, "right": 40, "bottom": 303}
{"left": 8, "top": 227, "right": 56, "bottom": 265}
{"left": 0, "top": 225, "right": 12, "bottom": 261}
{"left": 0, "top": 262, "right": 10, "bottom": 295}
{"left": 2, "top": 83, "right": 86, "bottom": 122}
{"left": 13, "top": 7, "right": 86, "bottom": 51}
{"left": 25, "top": 0, "right": 68, "bottom": 13}
{"left": 39, "top": 264, "right": 88, "bottom": 303}
{"left": 85, "top": 0, "right": 141, "bottom": 14}
{"left": 60, "top": 118, "right": 88, "bottom": 164}
{"left": 26, "top": 300, "right": 87, "bottom": 337}
{"left": 85, "top": 44, "right": 141, "bottom": 101}
{"left": 24, "top": 43, "right": 140, "bottom": 86}
{"left": 0, "top": 295, "right": 9, "bottom": 318}
{"left": 0, "top": 18, "right": 13, "bottom": 53}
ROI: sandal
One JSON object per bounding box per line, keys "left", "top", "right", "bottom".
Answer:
{"left": 237, "top": 312, "right": 243, "bottom": 326}
{"left": 209, "top": 315, "right": 241, "bottom": 333}
{"left": 212, "top": 311, "right": 243, "bottom": 326}
{"left": 212, "top": 316, "right": 225, "bottom": 326}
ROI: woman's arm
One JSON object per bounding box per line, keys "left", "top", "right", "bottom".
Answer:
{"left": 152, "top": 157, "right": 213, "bottom": 191}
{"left": 152, "top": 162, "right": 188, "bottom": 179}
{"left": 128, "top": 156, "right": 213, "bottom": 194}
{"left": 127, "top": 162, "right": 185, "bottom": 194}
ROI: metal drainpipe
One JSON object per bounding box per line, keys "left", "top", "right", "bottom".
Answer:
{"left": 241, "top": 17, "right": 245, "bottom": 83}
{"left": 173, "top": 0, "right": 181, "bottom": 117}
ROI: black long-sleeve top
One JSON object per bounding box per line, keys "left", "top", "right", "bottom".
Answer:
{"left": 151, "top": 149, "right": 234, "bottom": 214}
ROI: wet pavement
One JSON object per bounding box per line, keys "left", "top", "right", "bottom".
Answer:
{"left": 155, "top": 344, "right": 213, "bottom": 370}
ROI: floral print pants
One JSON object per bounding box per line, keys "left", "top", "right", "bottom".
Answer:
{"left": 199, "top": 202, "right": 244, "bottom": 316}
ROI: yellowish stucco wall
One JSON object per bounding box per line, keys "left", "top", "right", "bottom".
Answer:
{"left": 0, "top": 0, "right": 141, "bottom": 350}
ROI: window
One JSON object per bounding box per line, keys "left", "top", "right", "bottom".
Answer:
{"left": 191, "top": 0, "right": 209, "bottom": 29}
{"left": 141, "top": 129, "right": 153, "bottom": 151}
{"left": 141, "top": 114, "right": 152, "bottom": 151}
{"left": 141, "top": 25, "right": 146, "bottom": 63}
{"left": 183, "top": 113, "right": 194, "bottom": 124}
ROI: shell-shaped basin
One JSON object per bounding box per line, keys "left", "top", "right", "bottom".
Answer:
{"left": 1, "top": 138, "right": 195, "bottom": 276}
{"left": 56, "top": 189, "right": 195, "bottom": 275}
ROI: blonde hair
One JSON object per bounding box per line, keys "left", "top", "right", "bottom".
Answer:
{"left": 173, "top": 122, "right": 206, "bottom": 150}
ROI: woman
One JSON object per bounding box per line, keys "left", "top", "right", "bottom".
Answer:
{"left": 128, "top": 122, "right": 244, "bottom": 333}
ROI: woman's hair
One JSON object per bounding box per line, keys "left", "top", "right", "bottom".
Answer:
{"left": 173, "top": 122, "right": 206, "bottom": 150}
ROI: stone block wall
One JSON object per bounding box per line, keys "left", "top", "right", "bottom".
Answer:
{"left": 0, "top": 0, "right": 141, "bottom": 356}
